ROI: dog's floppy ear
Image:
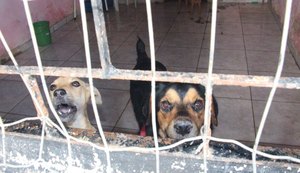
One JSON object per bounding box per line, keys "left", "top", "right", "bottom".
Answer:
{"left": 211, "top": 95, "right": 218, "bottom": 126}
{"left": 197, "top": 84, "right": 218, "bottom": 127}
{"left": 92, "top": 86, "right": 102, "bottom": 105}
{"left": 85, "top": 84, "right": 102, "bottom": 105}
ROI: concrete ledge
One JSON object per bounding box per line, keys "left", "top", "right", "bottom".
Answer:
{"left": 1, "top": 121, "right": 299, "bottom": 172}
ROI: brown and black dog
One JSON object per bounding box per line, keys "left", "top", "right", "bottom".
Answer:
{"left": 130, "top": 38, "right": 218, "bottom": 139}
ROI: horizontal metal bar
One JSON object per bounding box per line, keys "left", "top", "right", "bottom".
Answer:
{"left": 0, "top": 65, "right": 299, "bottom": 89}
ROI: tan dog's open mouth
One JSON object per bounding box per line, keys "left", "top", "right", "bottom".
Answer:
{"left": 55, "top": 103, "right": 77, "bottom": 120}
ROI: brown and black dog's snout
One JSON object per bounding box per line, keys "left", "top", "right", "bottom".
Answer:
{"left": 174, "top": 119, "right": 193, "bottom": 136}
{"left": 53, "top": 89, "right": 67, "bottom": 97}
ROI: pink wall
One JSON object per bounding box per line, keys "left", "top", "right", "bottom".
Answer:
{"left": 0, "top": 0, "right": 75, "bottom": 59}
{"left": 272, "top": 0, "right": 300, "bottom": 62}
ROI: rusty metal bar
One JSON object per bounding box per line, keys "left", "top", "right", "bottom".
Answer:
{"left": 80, "top": 0, "right": 112, "bottom": 172}
{"left": 91, "top": 0, "right": 113, "bottom": 76}
{"left": 22, "top": 0, "right": 73, "bottom": 163}
{"left": 0, "top": 65, "right": 299, "bottom": 89}
{"left": 23, "top": 75, "right": 49, "bottom": 118}
{"left": 252, "top": 1, "right": 294, "bottom": 172}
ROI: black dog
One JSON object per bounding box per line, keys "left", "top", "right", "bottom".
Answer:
{"left": 130, "top": 38, "right": 218, "bottom": 139}
{"left": 130, "top": 37, "right": 167, "bottom": 136}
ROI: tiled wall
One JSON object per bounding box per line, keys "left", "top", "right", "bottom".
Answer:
{"left": 0, "top": 0, "right": 78, "bottom": 62}
{"left": 271, "top": 0, "right": 300, "bottom": 64}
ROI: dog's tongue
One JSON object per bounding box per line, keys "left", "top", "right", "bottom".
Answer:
{"left": 57, "top": 104, "right": 72, "bottom": 115}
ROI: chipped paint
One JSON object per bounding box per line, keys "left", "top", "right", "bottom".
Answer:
{"left": 0, "top": 66, "right": 299, "bottom": 90}
{"left": 234, "top": 166, "right": 245, "bottom": 171}
{"left": 171, "top": 161, "right": 186, "bottom": 170}
{"left": 2, "top": 123, "right": 300, "bottom": 172}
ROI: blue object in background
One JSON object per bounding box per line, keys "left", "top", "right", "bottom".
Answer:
{"left": 85, "top": 0, "right": 113, "bottom": 12}
{"left": 85, "top": 0, "right": 92, "bottom": 12}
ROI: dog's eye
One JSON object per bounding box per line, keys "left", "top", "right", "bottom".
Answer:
{"left": 49, "top": 84, "right": 56, "bottom": 91}
{"left": 160, "top": 100, "right": 173, "bottom": 112}
{"left": 71, "top": 81, "right": 80, "bottom": 87}
{"left": 192, "top": 100, "right": 203, "bottom": 112}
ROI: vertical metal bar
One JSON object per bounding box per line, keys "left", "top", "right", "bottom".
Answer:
{"left": 0, "top": 31, "right": 49, "bottom": 119}
{"left": 22, "top": 0, "right": 72, "bottom": 165}
{"left": 22, "top": 76, "right": 49, "bottom": 161}
{"left": 0, "top": 31, "right": 51, "bottom": 163}
{"left": 113, "top": 0, "right": 119, "bottom": 11}
{"left": 0, "top": 117, "right": 5, "bottom": 166}
{"left": 38, "top": 117, "right": 46, "bottom": 160}
{"left": 252, "top": 0, "right": 293, "bottom": 172}
{"left": 202, "top": 0, "right": 218, "bottom": 172}
{"left": 91, "top": 0, "right": 113, "bottom": 77}
{"left": 73, "top": 0, "right": 77, "bottom": 20}
{"left": 25, "top": 76, "right": 49, "bottom": 118}
{"left": 79, "top": 0, "right": 112, "bottom": 172}
{"left": 104, "top": 0, "right": 108, "bottom": 11}
{"left": 145, "top": 0, "right": 160, "bottom": 172}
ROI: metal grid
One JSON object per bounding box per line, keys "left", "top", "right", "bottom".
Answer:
{"left": 0, "top": 0, "right": 300, "bottom": 172}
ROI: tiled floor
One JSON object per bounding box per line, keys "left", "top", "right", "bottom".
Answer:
{"left": 1, "top": 1, "right": 300, "bottom": 147}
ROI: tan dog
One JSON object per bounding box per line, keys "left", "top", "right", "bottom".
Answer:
{"left": 49, "top": 77, "right": 102, "bottom": 130}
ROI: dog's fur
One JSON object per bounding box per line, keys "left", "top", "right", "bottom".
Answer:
{"left": 49, "top": 77, "right": 102, "bottom": 130}
{"left": 130, "top": 38, "right": 218, "bottom": 139}
{"left": 130, "top": 37, "right": 167, "bottom": 135}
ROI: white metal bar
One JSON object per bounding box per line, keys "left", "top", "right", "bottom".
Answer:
{"left": 0, "top": 32, "right": 48, "bottom": 119}
{"left": 38, "top": 117, "right": 46, "bottom": 160}
{"left": 104, "top": 0, "right": 108, "bottom": 11}
{"left": 0, "top": 117, "right": 5, "bottom": 166}
{"left": 202, "top": 0, "right": 218, "bottom": 172}
{"left": 252, "top": 0, "right": 293, "bottom": 172}
{"left": 113, "top": 0, "right": 119, "bottom": 11}
{"left": 79, "top": 0, "right": 112, "bottom": 172}
{"left": 0, "top": 31, "right": 50, "bottom": 163}
{"left": 0, "top": 0, "right": 298, "bottom": 171}
{"left": 145, "top": 0, "right": 160, "bottom": 172}
{"left": 73, "top": 0, "right": 77, "bottom": 19}
{"left": 22, "top": 0, "right": 73, "bottom": 165}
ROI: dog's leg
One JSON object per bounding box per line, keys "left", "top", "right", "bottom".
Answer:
{"left": 159, "top": 129, "right": 167, "bottom": 138}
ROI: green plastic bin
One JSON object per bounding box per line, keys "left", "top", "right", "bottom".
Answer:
{"left": 33, "top": 21, "right": 52, "bottom": 46}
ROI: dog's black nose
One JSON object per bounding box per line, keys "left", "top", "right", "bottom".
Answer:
{"left": 174, "top": 122, "right": 193, "bottom": 136}
{"left": 54, "top": 89, "right": 66, "bottom": 97}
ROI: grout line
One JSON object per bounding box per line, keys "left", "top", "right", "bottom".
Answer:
{"left": 195, "top": 2, "right": 210, "bottom": 73}
{"left": 97, "top": 87, "right": 129, "bottom": 92}
{"left": 6, "top": 93, "right": 31, "bottom": 118}
{"left": 239, "top": 3, "right": 257, "bottom": 139}
{"left": 112, "top": 99, "right": 131, "bottom": 132}
{"left": 152, "top": 8, "right": 178, "bottom": 54}
{"left": 216, "top": 96, "right": 300, "bottom": 104}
